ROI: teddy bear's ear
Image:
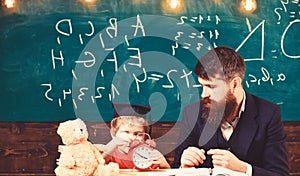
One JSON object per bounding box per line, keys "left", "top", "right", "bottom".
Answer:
{"left": 57, "top": 120, "right": 67, "bottom": 136}
{"left": 75, "top": 118, "right": 84, "bottom": 124}
{"left": 75, "top": 118, "right": 87, "bottom": 129}
{"left": 75, "top": 118, "right": 82, "bottom": 121}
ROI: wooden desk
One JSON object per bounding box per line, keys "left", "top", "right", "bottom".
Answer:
{"left": 119, "top": 167, "right": 246, "bottom": 176}
{"left": 0, "top": 168, "right": 245, "bottom": 176}
{"left": 119, "top": 169, "right": 170, "bottom": 176}
{"left": 119, "top": 168, "right": 209, "bottom": 176}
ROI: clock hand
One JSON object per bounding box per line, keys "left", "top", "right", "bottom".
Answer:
{"left": 136, "top": 152, "right": 148, "bottom": 160}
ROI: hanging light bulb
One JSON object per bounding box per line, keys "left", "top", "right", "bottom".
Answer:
{"left": 3, "top": 0, "right": 15, "bottom": 8}
{"left": 81, "top": 0, "right": 97, "bottom": 6}
{"left": 161, "top": 0, "right": 184, "bottom": 13}
{"left": 240, "top": 0, "right": 257, "bottom": 13}
{"left": 170, "top": 0, "right": 179, "bottom": 9}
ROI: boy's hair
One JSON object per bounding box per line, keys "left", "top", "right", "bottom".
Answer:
{"left": 194, "top": 46, "right": 246, "bottom": 82}
{"left": 110, "top": 116, "right": 149, "bottom": 136}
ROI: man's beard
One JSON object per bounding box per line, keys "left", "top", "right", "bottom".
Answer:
{"left": 200, "top": 91, "right": 238, "bottom": 127}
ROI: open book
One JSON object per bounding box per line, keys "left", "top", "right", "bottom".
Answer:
{"left": 213, "top": 166, "right": 247, "bottom": 176}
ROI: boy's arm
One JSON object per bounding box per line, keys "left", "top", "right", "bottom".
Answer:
{"left": 151, "top": 149, "right": 171, "bottom": 169}
{"left": 94, "top": 144, "right": 113, "bottom": 163}
{"left": 94, "top": 136, "right": 130, "bottom": 163}
{"left": 89, "top": 142, "right": 106, "bottom": 164}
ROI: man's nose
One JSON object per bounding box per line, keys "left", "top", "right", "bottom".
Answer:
{"left": 201, "top": 87, "right": 210, "bottom": 98}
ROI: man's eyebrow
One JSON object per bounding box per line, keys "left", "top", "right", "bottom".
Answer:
{"left": 201, "top": 83, "right": 217, "bottom": 88}
{"left": 200, "top": 83, "right": 213, "bottom": 86}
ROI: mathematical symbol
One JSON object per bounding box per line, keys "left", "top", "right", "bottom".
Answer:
{"left": 190, "top": 17, "right": 198, "bottom": 23}
{"left": 123, "top": 64, "right": 127, "bottom": 72}
{"left": 196, "top": 43, "right": 203, "bottom": 51}
{"left": 124, "top": 35, "right": 130, "bottom": 46}
{"left": 245, "top": 81, "right": 250, "bottom": 88}
{"left": 91, "top": 96, "right": 95, "bottom": 103}
{"left": 271, "top": 50, "right": 278, "bottom": 59}
{"left": 198, "top": 15, "right": 204, "bottom": 24}
{"left": 72, "top": 69, "right": 78, "bottom": 80}
{"left": 100, "top": 69, "right": 104, "bottom": 77}
{"left": 148, "top": 73, "right": 163, "bottom": 81}
{"left": 172, "top": 42, "right": 179, "bottom": 56}
{"left": 58, "top": 98, "right": 62, "bottom": 107}
{"left": 175, "top": 31, "right": 183, "bottom": 41}
{"left": 207, "top": 15, "right": 211, "bottom": 21}
{"left": 290, "top": 12, "right": 296, "bottom": 18}
{"left": 192, "top": 84, "right": 202, "bottom": 88}
{"left": 182, "top": 42, "right": 191, "bottom": 49}
{"left": 72, "top": 99, "right": 77, "bottom": 109}
{"left": 188, "top": 33, "right": 197, "bottom": 39}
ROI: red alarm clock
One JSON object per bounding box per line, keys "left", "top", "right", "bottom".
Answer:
{"left": 128, "top": 133, "right": 159, "bottom": 170}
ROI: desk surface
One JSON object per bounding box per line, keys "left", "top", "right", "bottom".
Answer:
{"left": 119, "top": 167, "right": 246, "bottom": 176}
{"left": 119, "top": 169, "right": 170, "bottom": 176}
{"left": 0, "top": 168, "right": 245, "bottom": 176}
{"left": 119, "top": 168, "right": 210, "bottom": 176}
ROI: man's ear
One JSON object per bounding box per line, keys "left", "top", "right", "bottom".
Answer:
{"left": 231, "top": 76, "right": 242, "bottom": 92}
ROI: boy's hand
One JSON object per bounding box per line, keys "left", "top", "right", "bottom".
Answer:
{"left": 94, "top": 136, "right": 130, "bottom": 164}
{"left": 106, "top": 136, "right": 131, "bottom": 154}
{"left": 95, "top": 136, "right": 130, "bottom": 155}
{"left": 150, "top": 149, "right": 170, "bottom": 169}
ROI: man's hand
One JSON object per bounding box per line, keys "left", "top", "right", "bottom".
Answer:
{"left": 207, "top": 149, "right": 247, "bottom": 173}
{"left": 180, "top": 147, "right": 206, "bottom": 168}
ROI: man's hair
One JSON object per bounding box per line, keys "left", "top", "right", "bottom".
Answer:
{"left": 110, "top": 116, "right": 149, "bottom": 136}
{"left": 194, "top": 46, "right": 246, "bottom": 82}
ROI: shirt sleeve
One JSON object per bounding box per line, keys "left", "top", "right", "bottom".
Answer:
{"left": 246, "top": 163, "right": 252, "bottom": 176}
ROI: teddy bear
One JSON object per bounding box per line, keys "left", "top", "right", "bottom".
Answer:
{"left": 54, "top": 118, "right": 119, "bottom": 176}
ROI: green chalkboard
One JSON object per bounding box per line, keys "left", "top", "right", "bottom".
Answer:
{"left": 0, "top": 0, "right": 299, "bottom": 122}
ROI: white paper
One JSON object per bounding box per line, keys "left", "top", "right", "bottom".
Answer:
{"left": 212, "top": 166, "right": 247, "bottom": 176}
{"left": 145, "top": 167, "right": 246, "bottom": 176}
{"left": 146, "top": 168, "right": 210, "bottom": 176}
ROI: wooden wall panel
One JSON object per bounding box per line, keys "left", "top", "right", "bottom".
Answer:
{"left": 0, "top": 122, "right": 299, "bottom": 175}
{"left": 0, "top": 123, "right": 60, "bottom": 174}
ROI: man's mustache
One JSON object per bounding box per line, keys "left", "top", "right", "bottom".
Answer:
{"left": 200, "top": 97, "right": 227, "bottom": 106}
{"left": 200, "top": 97, "right": 213, "bottom": 105}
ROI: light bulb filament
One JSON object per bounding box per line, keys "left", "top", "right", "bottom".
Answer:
{"left": 170, "top": 0, "right": 179, "bottom": 9}
{"left": 4, "top": 0, "right": 15, "bottom": 8}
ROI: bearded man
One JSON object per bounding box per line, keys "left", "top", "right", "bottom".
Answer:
{"left": 172, "top": 46, "right": 289, "bottom": 176}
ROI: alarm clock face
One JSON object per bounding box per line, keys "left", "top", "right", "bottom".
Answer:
{"left": 132, "top": 146, "right": 153, "bottom": 169}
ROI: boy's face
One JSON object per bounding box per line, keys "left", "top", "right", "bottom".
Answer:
{"left": 115, "top": 124, "right": 145, "bottom": 141}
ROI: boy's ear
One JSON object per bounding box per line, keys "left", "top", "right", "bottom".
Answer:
{"left": 110, "top": 128, "right": 116, "bottom": 137}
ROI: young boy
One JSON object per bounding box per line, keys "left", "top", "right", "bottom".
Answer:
{"left": 95, "top": 103, "right": 170, "bottom": 169}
